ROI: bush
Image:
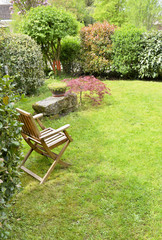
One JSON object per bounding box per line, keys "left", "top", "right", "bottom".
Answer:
{"left": 0, "top": 33, "right": 44, "bottom": 94}
{"left": 60, "top": 36, "right": 81, "bottom": 74}
{"left": 138, "top": 31, "right": 162, "bottom": 79}
{"left": 112, "top": 25, "right": 144, "bottom": 78}
{"left": 80, "top": 21, "right": 116, "bottom": 75}
{"left": 0, "top": 76, "right": 22, "bottom": 239}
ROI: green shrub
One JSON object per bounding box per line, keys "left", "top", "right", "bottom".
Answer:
{"left": 80, "top": 21, "right": 116, "bottom": 75}
{"left": 138, "top": 31, "right": 162, "bottom": 79}
{"left": 0, "top": 76, "right": 22, "bottom": 239}
{"left": 112, "top": 25, "right": 144, "bottom": 78}
{"left": 0, "top": 33, "right": 44, "bottom": 94}
{"left": 60, "top": 36, "right": 81, "bottom": 74}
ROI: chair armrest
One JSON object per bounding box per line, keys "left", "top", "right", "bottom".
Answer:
{"left": 33, "top": 113, "right": 45, "bottom": 130}
{"left": 40, "top": 124, "right": 70, "bottom": 139}
{"left": 33, "top": 113, "right": 43, "bottom": 119}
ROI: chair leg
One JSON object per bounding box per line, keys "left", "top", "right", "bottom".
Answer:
{"left": 19, "top": 148, "right": 33, "bottom": 167}
{"left": 40, "top": 141, "right": 70, "bottom": 184}
{"left": 59, "top": 160, "right": 71, "bottom": 167}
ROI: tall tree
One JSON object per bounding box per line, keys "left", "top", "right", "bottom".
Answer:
{"left": 126, "top": 0, "right": 162, "bottom": 30}
{"left": 93, "top": 0, "right": 126, "bottom": 26}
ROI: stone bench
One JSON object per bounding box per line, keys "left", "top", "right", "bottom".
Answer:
{"left": 32, "top": 93, "right": 77, "bottom": 117}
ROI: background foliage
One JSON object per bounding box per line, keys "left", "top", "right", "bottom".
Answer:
{"left": 10, "top": 0, "right": 48, "bottom": 14}
{"left": 0, "top": 33, "right": 44, "bottom": 95}
{"left": 0, "top": 76, "right": 22, "bottom": 239}
{"left": 49, "top": 0, "right": 95, "bottom": 25}
{"left": 93, "top": 0, "right": 126, "bottom": 26}
{"left": 93, "top": 0, "right": 161, "bottom": 30}
{"left": 125, "top": 0, "right": 161, "bottom": 30}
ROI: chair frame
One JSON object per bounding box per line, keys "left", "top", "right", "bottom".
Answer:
{"left": 16, "top": 108, "right": 73, "bottom": 184}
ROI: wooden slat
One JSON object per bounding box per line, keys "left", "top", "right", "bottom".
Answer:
{"left": 45, "top": 133, "right": 62, "bottom": 144}
{"left": 17, "top": 109, "right": 40, "bottom": 139}
{"left": 21, "top": 166, "right": 43, "bottom": 182}
{"left": 40, "top": 129, "right": 52, "bottom": 137}
{"left": 47, "top": 136, "right": 67, "bottom": 148}
{"left": 39, "top": 124, "right": 70, "bottom": 139}
{"left": 28, "top": 136, "right": 41, "bottom": 144}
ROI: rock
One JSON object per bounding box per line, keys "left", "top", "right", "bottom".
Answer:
{"left": 32, "top": 93, "right": 77, "bottom": 117}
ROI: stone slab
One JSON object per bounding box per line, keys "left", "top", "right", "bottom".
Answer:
{"left": 32, "top": 93, "right": 77, "bottom": 116}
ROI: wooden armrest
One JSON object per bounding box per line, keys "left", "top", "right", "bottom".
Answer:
{"left": 33, "top": 113, "right": 43, "bottom": 119}
{"left": 33, "top": 113, "right": 45, "bottom": 130}
{"left": 40, "top": 124, "right": 70, "bottom": 139}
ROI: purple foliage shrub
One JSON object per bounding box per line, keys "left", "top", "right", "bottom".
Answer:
{"left": 64, "top": 76, "right": 111, "bottom": 105}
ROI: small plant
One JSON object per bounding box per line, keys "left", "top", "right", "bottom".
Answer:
{"left": 48, "top": 82, "right": 67, "bottom": 96}
{"left": 63, "top": 76, "right": 111, "bottom": 105}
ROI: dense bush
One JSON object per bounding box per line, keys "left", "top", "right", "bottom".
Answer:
{"left": 138, "top": 31, "right": 162, "bottom": 79}
{"left": 0, "top": 76, "right": 22, "bottom": 239}
{"left": 60, "top": 36, "right": 81, "bottom": 74}
{"left": 80, "top": 21, "right": 116, "bottom": 75}
{"left": 0, "top": 33, "right": 44, "bottom": 94}
{"left": 112, "top": 25, "right": 144, "bottom": 78}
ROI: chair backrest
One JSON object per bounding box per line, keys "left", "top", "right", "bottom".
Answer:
{"left": 16, "top": 108, "right": 40, "bottom": 139}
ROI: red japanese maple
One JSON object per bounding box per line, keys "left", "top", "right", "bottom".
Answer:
{"left": 63, "top": 76, "right": 111, "bottom": 105}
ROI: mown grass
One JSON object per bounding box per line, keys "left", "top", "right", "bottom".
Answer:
{"left": 10, "top": 79, "right": 162, "bottom": 240}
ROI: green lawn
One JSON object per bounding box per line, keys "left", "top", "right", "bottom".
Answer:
{"left": 10, "top": 79, "right": 162, "bottom": 240}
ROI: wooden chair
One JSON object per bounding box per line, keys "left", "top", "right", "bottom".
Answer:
{"left": 16, "top": 108, "right": 73, "bottom": 184}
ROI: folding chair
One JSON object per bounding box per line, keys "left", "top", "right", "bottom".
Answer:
{"left": 16, "top": 108, "right": 73, "bottom": 184}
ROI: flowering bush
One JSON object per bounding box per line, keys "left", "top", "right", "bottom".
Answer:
{"left": 64, "top": 76, "right": 111, "bottom": 105}
{"left": 138, "top": 31, "right": 162, "bottom": 79}
{"left": 80, "top": 21, "right": 116, "bottom": 75}
{"left": 10, "top": 0, "right": 48, "bottom": 15}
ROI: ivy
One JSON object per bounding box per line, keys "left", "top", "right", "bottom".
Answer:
{"left": 0, "top": 76, "right": 22, "bottom": 239}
